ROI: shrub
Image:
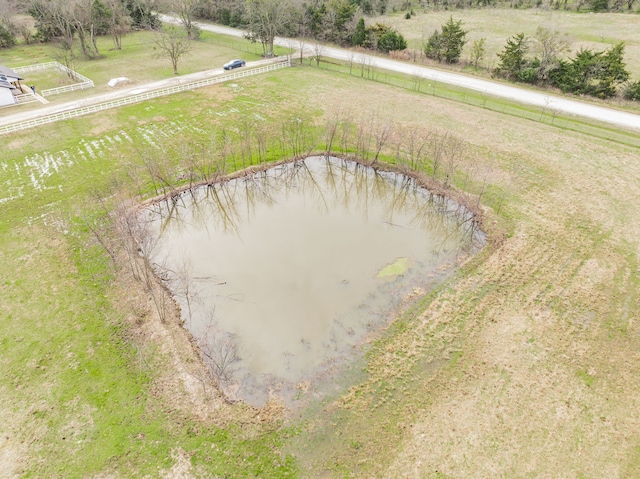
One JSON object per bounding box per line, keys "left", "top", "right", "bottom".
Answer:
{"left": 623, "top": 81, "right": 640, "bottom": 101}
{"left": 377, "top": 30, "right": 407, "bottom": 52}
{"left": 0, "top": 24, "right": 16, "bottom": 48}
{"left": 589, "top": 0, "right": 610, "bottom": 11}
{"left": 364, "top": 23, "right": 406, "bottom": 52}
{"left": 549, "top": 43, "right": 629, "bottom": 99}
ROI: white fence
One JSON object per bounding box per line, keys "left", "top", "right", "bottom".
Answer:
{"left": 12, "top": 61, "right": 94, "bottom": 97}
{"left": 0, "top": 60, "right": 291, "bottom": 136}
{"left": 13, "top": 61, "right": 60, "bottom": 73}
{"left": 14, "top": 94, "right": 39, "bottom": 105}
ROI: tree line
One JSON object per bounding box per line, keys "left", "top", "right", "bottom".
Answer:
{"left": 0, "top": 0, "right": 162, "bottom": 53}
{"left": 422, "top": 17, "right": 640, "bottom": 101}
{"left": 0, "top": 0, "right": 408, "bottom": 57}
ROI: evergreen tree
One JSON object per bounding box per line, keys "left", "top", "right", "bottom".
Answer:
{"left": 377, "top": 30, "right": 407, "bottom": 52}
{"left": 494, "top": 33, "right": 529, "bottom": 81}
{"left": 352, "top": 17, "right": 365, "bottom": 47}
{"left": 550, "top": 43, "right": 629, "bottom": 99}
{"left": 424, "top": 17, "right": 467, "bottom": 64}
{"left": 424, "top": 30, "right": 443, "bottom": 62}
{"left": 624, "top": 81, "right": 640, "bottom": 101}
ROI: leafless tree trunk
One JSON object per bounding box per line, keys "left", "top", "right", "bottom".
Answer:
{"left": 153, "top": 26, "right": 192, "bottom": 74}
{"left": 310, "top": 42, "right": 325, "bottom": 66}
{"left": 172, "top": 0, "right": 201, "bottom": 38}
{"left": 346, "top": 50, "right": 358, "bottom": 75}
{"left": 429, "top": 131, "right": 465, "bottom": 187}
{"left": 338, "top": 111, "right": 354, "bottom": 155}
{"left": 166, "top": 256, "right": 200, "bottom": 325}
{"left": 404, "top": 127, "right": 429, "bottom": 171}
{"left": 372, "top": 119, "right": 394, "bottom": 164}
{"left": 324, "top": 112, "right": 341, "bottom": 158}
{"left": 105, "top": 0, "right": 131, "bottom": 50}
{"left": 56, "top": 43, "right": 78, "bottom": 79}
{"left": 245, "top": 0, "right": 293, "bottom": 58}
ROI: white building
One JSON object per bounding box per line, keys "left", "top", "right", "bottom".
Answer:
{"left": 0, "top": 65, "right": 24, "bottom": 107}
{"left": 0, "top": 79, "right": 17, "bottom": 107}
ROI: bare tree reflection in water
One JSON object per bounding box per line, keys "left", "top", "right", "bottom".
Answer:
{"left": 197, "top": 307, "right": 240, "bottom": 388}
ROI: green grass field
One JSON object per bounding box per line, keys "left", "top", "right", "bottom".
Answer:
{"left": 2, "top": 15, "right": 640, "bottom": 478}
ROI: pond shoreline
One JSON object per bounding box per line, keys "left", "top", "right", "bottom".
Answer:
{"left": 136, "top": 155, "right": 499, "bottom": 408}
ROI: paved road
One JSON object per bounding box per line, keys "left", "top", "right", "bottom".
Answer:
{"left": 171, "top": 15, "right": 640, "bottom": 133}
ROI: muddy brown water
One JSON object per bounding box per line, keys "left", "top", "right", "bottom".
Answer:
{"left": 146, "top": 157, "right": 483, "bottom": 406}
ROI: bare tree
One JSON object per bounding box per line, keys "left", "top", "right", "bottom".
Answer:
{"left": 153, "top": 25, "right": 192, "bottom": 74}
{"left": 56, "top": 42, "right": 79, "bottom": 79}
{"left": 309, "top": 42, "right": 325, "bottom": 66}
{"left": 197, "top": 310, "right": 240, "bottom": 384}
{"left": 30, "top": 0, "right": 75, "bottom": 52}
{"left": 411, "top": 70, "right": 423, "bottom": 91}
{"left": 373, "top": 119, "right": 394, "bottom": 163}
{"left": 359, "top": 54, "right": 374, "bottom": 79}
{"left": 403, "top": 127, "right": 429, "bottom": 171}
{"left": 70, "top": 0, "right": 102, "bottom": 58}
{"left": 442, "top": 135, "right": 465, "bottom": 188}
{"left": 15, "top": 18, "right": 34, "bottom": 44}
{"left": 110, "top": 195, "right": 173, "bottom": 322}
{"left": 347, "top": 50, "right": 357, "bottom": 75}
{"left": 324, "top": 111, "right": 341, "bottom": 158}
{"left": 534, "top": 27, "right": 570, "bottom": 81}
{"left": 338, "top": 110, "right": 354, "bottom": 154}
{"left": 430, "top": 130, "right": 448, "bottom": 181}
{"left": 168, "top": 256, "right": 200, "bottom": 325}
{"left": 297, "top": 38, "right": 309, "bottom": 64}
{"left": 244, "top": 0, "right": 293, "bottom": 57}
{"left": 470, "top": 37, "right": 486, "bottom": 69}
{"left": 171, "top": 0, "right": 201, "bottom": 39}
{"left": 105, "top": 0, "right": 131, "bottom": 50}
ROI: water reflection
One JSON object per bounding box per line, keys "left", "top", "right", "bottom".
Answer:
{"left": 146, "top": 157, "right": 483, "bottom": 406}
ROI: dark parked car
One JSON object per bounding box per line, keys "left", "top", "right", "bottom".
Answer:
{"left": 223, "top": 59, "right": 246, "bottom": 70}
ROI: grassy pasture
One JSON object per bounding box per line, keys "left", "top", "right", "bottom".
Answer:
{"left": 0, "top": 29, "right": 282, "bottom": 106}
{"left": 371, "top": 8, "right": 640, "bottom": 77}
{"left": 2, "top": 24, "right": 640, "bottom": 479}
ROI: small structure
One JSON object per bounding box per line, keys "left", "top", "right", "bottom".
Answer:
{"left": 0, "top": 79, "right": 17, "bottom": 107}
{"left": 0, "top": 65, "right": 24, "bottom": 107}
{"left": 0, "top": 65, "right": 24, "bottom": 88}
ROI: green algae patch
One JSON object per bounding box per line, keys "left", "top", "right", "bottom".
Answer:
{"left": 376, "top": 257, "right": 409, "bottom": 278}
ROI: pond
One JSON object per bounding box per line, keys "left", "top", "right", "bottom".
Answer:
{"left": 145, "top": 157, "right": 483, "bottom": 406}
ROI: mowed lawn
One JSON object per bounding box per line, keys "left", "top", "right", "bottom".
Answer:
{"left": 2, "top": 20, "right": 640, "bottom": 478}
